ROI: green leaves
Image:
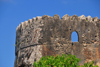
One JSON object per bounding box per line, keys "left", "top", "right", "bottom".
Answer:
{"left": 80, "top": 61, "right": 98, "bottom": 67}
{"left": 33, "top": 54, "right": 99, "bottom": 67}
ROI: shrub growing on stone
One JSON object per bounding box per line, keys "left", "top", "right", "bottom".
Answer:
{"left": 33, "top": 54, "right": 98, "bottom": 67}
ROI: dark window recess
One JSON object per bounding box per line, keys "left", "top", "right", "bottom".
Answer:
{"left": 95, "top": 35, "right": 97, "bottom": 37}
{"left": 72, "top": 42, "right": 74, "bottom": 46}
{"left": 92, "top": 19, "right": 94, "bottom": 21}
{"left": 34, "top": 58, "right": 36, "bottom": 62}
{"left": 70, "top": 29, "right": 71, "bottom": 31}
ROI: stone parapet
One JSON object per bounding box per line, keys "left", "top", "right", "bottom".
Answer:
{"left": 14, "top": 14, "right": 100, "bottom": 67}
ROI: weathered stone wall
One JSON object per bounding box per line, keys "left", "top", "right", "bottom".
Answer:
{"left": 14, "top": 14, "right": 100, "bottom": 67}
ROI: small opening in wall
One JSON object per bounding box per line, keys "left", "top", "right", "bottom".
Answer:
{"left": 70, "top": 29, "right": 71, "bottom": 31}
{"left": 72, "top": 42, "right": 73, "bottom": 46}
{"left": 95, "top": 35, "right": 97, "bottom": 37}
{"left": 71, "top": 31, "right": 78, "bottom": 42}
{"left": 34, "top": 58, "right": 36, "bottom": 62}
{"left": 92, "top": 19, "right": 94, "bottom": 21}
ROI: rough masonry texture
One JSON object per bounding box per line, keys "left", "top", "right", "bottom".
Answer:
{"left": 14, "top": 14, "right": 100, "bottom": 67}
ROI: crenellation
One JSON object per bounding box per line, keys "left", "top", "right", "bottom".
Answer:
{"left": 32, "top": 17, "right": 36, "bottom": 23}
{"left": 47, "top": 15, "right": 53, "bottom": 19}
{"left": 21, "top": 22, "right": 24, "bottom": 29}
{"left": 53, "top": 14, "right": 60, "bottom": 20}
{"left": 28, "top": 19, "right": 32, "bottom": 23}
{"left": 16, "top": 24, "right": 21, "bottom": 32}
{"left": 86, "top": 16, "right": 92, "bottom": 22}
{"left": 42, "top": 15, "right": 49, "bottom": 19}
{"left": 78, "top": 15, "right": 86, "bottom": 20}
{"left": 24, "top": 21, "right": 28, "bottom": 26}
{"left": 70, "top": 15, "right": 78, "bottom": 21}
{"left": 61, "top": 14, "right": 70, "bottom": 20}
{"left": 72, "top": 15, "right": 78, "bottom": 18}
{"left": 70, "top": 16, "right": 73, "bottom": 21}
{"left": 92, "top": 17, "right": 98, "bottom": 22}
{"left": 36, "top": 16, "right": 42, "bottom": 21}
{"left": 14, "top": 14, "right": 100, "bottom": 67}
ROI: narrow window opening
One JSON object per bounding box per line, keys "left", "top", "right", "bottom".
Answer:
{"left": 71, "top": 31, "right": 78, "bottom": 42}
{"left": 95, "top": 35, "right": 97, "bottom": 37}
{"left": 19, "top": 64, "right": 25, "bottom": 67}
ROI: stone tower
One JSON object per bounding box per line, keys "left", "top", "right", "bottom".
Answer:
{"left": 14, "top": 14, "right": 100, "bottom": 67}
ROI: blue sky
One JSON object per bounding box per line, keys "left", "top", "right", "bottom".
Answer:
{"left": 71, "top": 31, "right": 78, "bottom": 42}
{"left": 0, "top": 0, "right": 100, "bottom": 67}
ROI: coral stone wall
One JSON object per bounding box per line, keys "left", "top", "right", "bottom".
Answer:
{"left": 14, "top": 14, "right": 100, "bottom": 67}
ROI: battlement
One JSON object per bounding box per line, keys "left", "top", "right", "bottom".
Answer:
{"left": 14, "top": 14, "right": 100, "bottom": 67}
{"left": 16, "top": 14, "right": 100, "bottom": 32}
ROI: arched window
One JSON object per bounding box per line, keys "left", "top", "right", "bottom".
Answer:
{"left": 71, "top": 31, "right": 78, "bottom": 42}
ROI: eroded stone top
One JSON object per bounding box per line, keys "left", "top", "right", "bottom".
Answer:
{"left": 16, "top": 14, "right": 100, "bottom": 32}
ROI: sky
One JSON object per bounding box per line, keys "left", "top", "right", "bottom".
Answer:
{"left": 0, "top": 0, "right": 100, "bottom": 67}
